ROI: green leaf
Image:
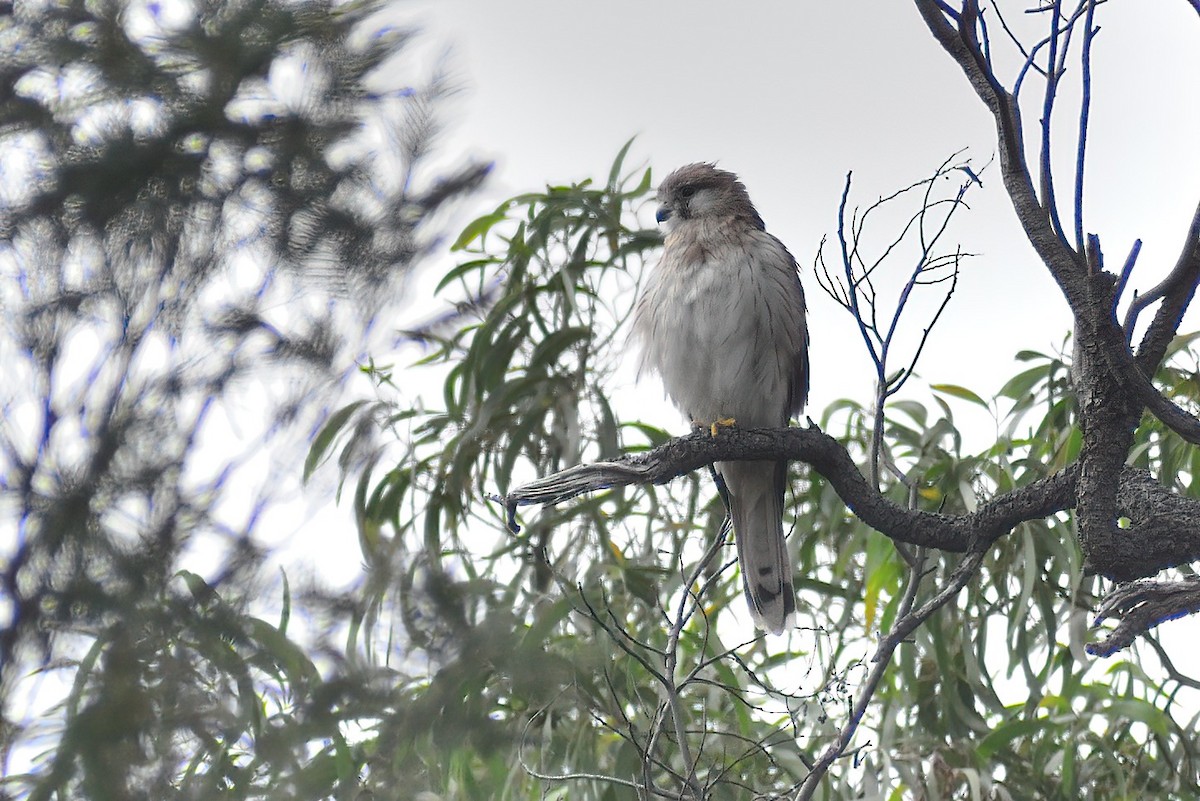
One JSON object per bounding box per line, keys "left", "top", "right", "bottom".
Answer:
{"left": 931, "top": 383, "right": 988, "bottom": 408}
{"left": 607, "top": 136, "right": 637, "bottom": 190}
{"left": 528, "top": 326, "right": 589, "bottom": 369}
{"left": 245, "top": 617, "right": 321, "bottom": 689}
{"left": 1108, "top": 698, "right": 1170, "bottom": 739}
{"left": 305, "top": 400, "right": 370, "bottom": 482}
{"left": 279, "top": 569, "right": 291, "bottom": 635}
{"left": 621, "top": 564, "right": 667, "bottom": 608}
{"left": 627, "top": 166, "right": 653, "bottom": 199}
{"left": 997, "top": 364, "right": 1051, "bottom": 400}
{"left": 621, "top": 421, "right": 674, "bottom": 448}
{"left": 1164, "top": 330, "right": 1200, "bottom": 359}
{"left": 450, "top": 208, "right": 509, "bottom": 252}
{"left": 595, "top": 393, "right": 621, "bottom": 460}
{"left": 889, "top": 399, "right": 928, "bottom": 428}
{"left": 863, "top": 532, "right": 899, "bottom": 631}
{"left": 976, "top": 716, "right": 1048, "bottom": 761}
{"left": 434, "top": 257, "right": 496, "bottom": 294}
{"left": 175, "top": 569, "right": 216, "bottom": 603}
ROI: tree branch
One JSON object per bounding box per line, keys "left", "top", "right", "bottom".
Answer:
{"left": 913, "top": 0, "right": 1200, "bottom": 595}
{"left": 496, "top": 425, "right": 1073, "bottom": 554}
{"left": 496, "top": 429, "right": 1200, "bottom": 583}
{"left": 1088, "top": 576, "right": 1200, "bottom": 657}
{"left": 1073, "top": 0, "right": 1098, "bottom": 254}
{"left": 1131, "top": 199, "right": 1200, "bottom": 372}
{"left": 913, "top": 0, "right": 1089, "bottom": 306}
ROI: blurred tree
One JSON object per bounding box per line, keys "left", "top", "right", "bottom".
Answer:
{"left": 0, "top": 0, "right": 484, "bottom": 798}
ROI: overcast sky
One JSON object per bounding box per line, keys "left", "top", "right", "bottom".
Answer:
{"left": 224, "top": 2, "right": 1200, "bottom": 719}
{"left": 373, "top": 1, "right": 1200, "bottom": 682}
{"left": 401, "top": 1, "right": 1200, "bottom": 434}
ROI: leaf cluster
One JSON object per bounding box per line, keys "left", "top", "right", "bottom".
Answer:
{"left": 307, "top": 151, "right": 1200, "bottom": 798}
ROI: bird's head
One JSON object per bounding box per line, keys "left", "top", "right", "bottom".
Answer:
{"left": 655, "top": 163, "right": 765, "bottom": 232}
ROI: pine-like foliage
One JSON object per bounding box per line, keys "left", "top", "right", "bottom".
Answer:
{"left": 0, "top": 2, "right": 483, "bottom": 797}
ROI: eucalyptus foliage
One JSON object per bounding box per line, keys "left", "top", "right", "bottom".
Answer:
{"left": 310, "top": 147, "right": 1200, "bottom": 800}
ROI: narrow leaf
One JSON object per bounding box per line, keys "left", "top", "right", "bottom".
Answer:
{"left": 931, "top": 383, "right": 988, "bottom": 408}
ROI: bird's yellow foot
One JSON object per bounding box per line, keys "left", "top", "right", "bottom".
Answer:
{"left": 709, "top": 417, "right": 736, "bottom": 437}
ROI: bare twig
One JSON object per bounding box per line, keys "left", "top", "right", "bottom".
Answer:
{"left": 990, "top": 2, "right": 1033, "bottom": 69}
{"left": 1128, "top": 200, "right": 1200, "bottom": 367}
{"left": 1142, "top": 633, "right": 1200, "bottom": 692}
{"left": 518, "top": 761, "right": 687, "bottom": 801}
{"left": 815, "top": 154, "right": 980, "bottom": 487}
{"left": 1039, "top": 1, "right": 1068, "bottom": 247}
{"left": 518, "top": 690, "right": 690, "bottom": 801}
{"left": 915, "top": 0, "right": 1089, "bottom": 303}
{"left": 1073, "top": 0, "right": 1098, "bottom": 253}
{"left": 794, "top": 550, "right": 986, "bottom": 800}
{"left": 1112, "top": 238, "right": 1141, "bottom": 320}
{"left": 659, "top": 519, "right": 732, "bottom": 799}
{"left": 835, "top": 173, "right": 882, "bottom": 373}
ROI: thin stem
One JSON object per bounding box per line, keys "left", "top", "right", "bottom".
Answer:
{"left": 869, "top": 380, "right": 887, "bottom": 490}
{"left": 1112, "top": 238, "right": 1142, "bottom": 322}
{"left": 1039, "top": 0, "right": 1068, "bottom": 247}
{"left": 838, "top": 172, "right": 882, "bottom": 372}
{"left": 794, "top": 551, "right": 985, "bottom": 799}
{"left": 659, "top": 516, "right": 732, "bottom": 799}
{"left": 1144, "top": 634, "right": 1200, "bottom": 692}
{"left": 887, "top": 249, "right": 961, "bottom": 398}
{"left": 1074, "top": 0, "right": 1098, "bottom": 253}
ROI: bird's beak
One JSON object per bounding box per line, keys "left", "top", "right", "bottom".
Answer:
{"left": 655, "top": 205, "right": 673, "bottom": 224}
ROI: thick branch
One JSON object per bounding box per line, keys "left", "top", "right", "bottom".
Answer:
{"left": 1089, "top": 576, "right": 1200, "bottom": 656}
{"left": 913, "top": 0, "right": 1200, "bottom": 591}
{"left": 499, "top": 425, "right": 1073, "bottom": 553}
{"left": 1088, "top": 200, "right": 1200, "bottom": 445}
{"left": 1133, "top": 199, "right": 1200, "bottom": 372}
{"left": 912, "top": 0, "right": 1089, "bottom": 307}
{"left": 915, "top": 1, "right": 1200, "bottom": 422}
{"left": 497, "top": 428, "right": 1200, "bottom": 582}
{"left": 1103, "top": 468, "right": 1200, "bottom": 579}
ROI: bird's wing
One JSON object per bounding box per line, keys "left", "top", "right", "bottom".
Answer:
{"left": 758, "top": 232, "right": 810, "bottom": 419}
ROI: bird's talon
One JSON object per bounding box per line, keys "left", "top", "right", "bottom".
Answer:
{"left": 710, "top": 417, "right": 736, "bottom": 437}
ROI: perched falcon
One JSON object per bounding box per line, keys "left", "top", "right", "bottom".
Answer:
{"left": 633, "top": 163, "right": 810, "bottom": 635}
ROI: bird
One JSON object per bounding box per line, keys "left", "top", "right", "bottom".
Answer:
{"left": 632, "top": 163, "right": 810, "bottom": 635}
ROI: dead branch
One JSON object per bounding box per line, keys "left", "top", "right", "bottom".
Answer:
{"left": 1089, "top": 576, "right": 1200, "bottom": 656}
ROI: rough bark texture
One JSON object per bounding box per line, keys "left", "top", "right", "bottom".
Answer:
{"left": 500, "top": 425, "right": 1200, "bottom": 583}
{"left": 910, "top": 0, "right": 1200, "bottom": 626}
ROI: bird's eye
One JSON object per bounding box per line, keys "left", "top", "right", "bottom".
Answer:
{"left": 678, "top": 186, "right": 697, "bottom": 200}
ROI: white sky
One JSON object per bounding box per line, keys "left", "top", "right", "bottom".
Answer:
{"left": 87, "top": 0, "right": 1197, "bottom": 672}
{"left": 403, "top": 0, "right": 1200, "bottom": 437}
{"left": 351, "top": 1, "right": 1200, "bottom": 661}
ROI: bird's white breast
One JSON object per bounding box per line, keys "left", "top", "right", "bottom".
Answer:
{"left": 634, "top": 222, "right": 805, "bottom": 428}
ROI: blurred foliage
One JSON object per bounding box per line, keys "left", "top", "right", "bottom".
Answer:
{"left": 4, "top": 4, "right": 1200, "bottom": 799}
{"left": 1, "top": 1, "right": 482, "bottom": 798}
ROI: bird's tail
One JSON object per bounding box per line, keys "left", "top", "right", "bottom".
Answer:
{"left": 716, "top": 459, "right": 795, "bottom": 635}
